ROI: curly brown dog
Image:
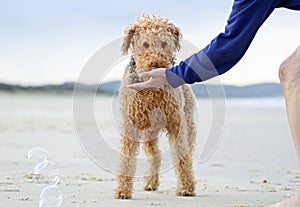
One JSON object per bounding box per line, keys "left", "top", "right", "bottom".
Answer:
{"left": 115, "top": 15, "right": 196, "bottom": 199}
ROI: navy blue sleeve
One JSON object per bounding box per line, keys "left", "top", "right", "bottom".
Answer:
{"left": 166, "top": 0, "right": 283, "bottom": 88}
{"left": 278, "top": 0, "right": 300, "bottom": 10}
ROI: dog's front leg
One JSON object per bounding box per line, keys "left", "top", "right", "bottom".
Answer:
{"left": 167, "top": 117, "right": 196, "bottom": 197}
{"left": 115, "top": 136, "right": 140, "bottom": 199}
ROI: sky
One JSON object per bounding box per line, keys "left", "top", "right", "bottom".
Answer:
{"left": 0, "top": 0, "right": 299, "bottom": 86}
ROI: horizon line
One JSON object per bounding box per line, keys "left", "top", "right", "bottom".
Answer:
{"left": 0, "top": 80, "right": 282, "bottom": 87}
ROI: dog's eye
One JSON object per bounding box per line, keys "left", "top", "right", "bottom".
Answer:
{"left": 161, "top": 42, "right": 167, "bottom": 48}
{"left": 143, "top": 42, "right": 150, "bottom": 49}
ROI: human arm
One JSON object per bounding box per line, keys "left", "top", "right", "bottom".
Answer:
{"left": 128, "top": 0, "right": 283, "bottom": 91}
{"left": 166, "top": 0, "right": 284, "bottom": 88}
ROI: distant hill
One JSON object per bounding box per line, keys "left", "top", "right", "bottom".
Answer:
{"left": 0, "top": 81, "right": 283, "bottom": 98}
{"left": 191, "top": 83, "right": 283, "bottom": 98}
{"left": 0, "top": 82, "right": 77, "bottom": 93}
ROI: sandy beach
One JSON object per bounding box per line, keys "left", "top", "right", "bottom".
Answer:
{"left": 0, "top": 92, "right": 299, "bottom": 207}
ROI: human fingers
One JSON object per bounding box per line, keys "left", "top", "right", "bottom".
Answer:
{"left": 127, "top": 80, "right": 153, "bottom": 91}
{"left": 139, "top": 68, "right": 166, "bottom": 79}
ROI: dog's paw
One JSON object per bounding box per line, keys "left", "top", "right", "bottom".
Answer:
{"left": 144, "top": 175, "right": 159, "bottom": 191}
{"left": 144, "top": 185, "right": 158, "bottom": 191}
{"left": 176, "top": 189, "right": 195, "bottom": 197}
{"left": 114, "top": 190, "right": 132, "bottom": 199}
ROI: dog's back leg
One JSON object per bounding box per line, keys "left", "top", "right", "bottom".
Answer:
{"left": 182, "top": 85, "right": 197, "bottom": 152}
{"left": 142, "top": 132, "right": 161, "bottom": 191}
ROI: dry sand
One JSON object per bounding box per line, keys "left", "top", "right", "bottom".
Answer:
{"left": 0, "top": 92, "right": 299, "bottom": 207}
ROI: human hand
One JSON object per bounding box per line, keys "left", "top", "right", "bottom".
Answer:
{"left": 127, "top": 68, "right": 168, "bottom": 91}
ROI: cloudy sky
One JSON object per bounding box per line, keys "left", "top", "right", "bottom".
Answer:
{"left": 0, "top": 0, "right": 299, "bottom": 86}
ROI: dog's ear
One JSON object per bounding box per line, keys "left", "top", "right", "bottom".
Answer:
{"left": 122, "top": 25, "right": 135, "bottom": 55}
{"left": 170, "top": 25, "right": 182, "bottom": 52}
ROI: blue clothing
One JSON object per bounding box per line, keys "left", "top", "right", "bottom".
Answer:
{"left": 166, "top": 0, "right": 300, "bottom": 88}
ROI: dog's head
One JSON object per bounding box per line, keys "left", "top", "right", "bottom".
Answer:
{"left": 122, "top": 15, "right": 182, "bottom": 72}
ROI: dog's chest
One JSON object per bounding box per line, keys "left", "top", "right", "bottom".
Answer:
{"left": 131, "top": 89, "right": 177, "bottom": 110}
{"left": 128, "top": 88, "right": 181, "bottom": 130}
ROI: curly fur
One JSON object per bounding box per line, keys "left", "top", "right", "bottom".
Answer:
{"left": 115, "top": 14, "right": 197, "bottom": 199}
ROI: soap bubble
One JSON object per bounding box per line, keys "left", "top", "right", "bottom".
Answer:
{"left": 33, "top": 160, "right": 60, "bottom": 186}
{"left": 27, "top": 147, "right": 49, "bottom": 170}
{"left": 39, "top": 185, "right": 63, "bottom": 207}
